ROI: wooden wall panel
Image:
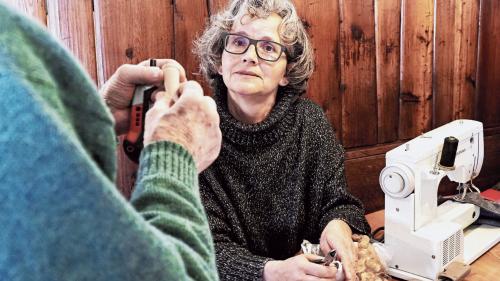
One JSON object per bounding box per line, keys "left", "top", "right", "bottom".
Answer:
{"left": 294, "top": 0, "right": 342, "bottom": 137}
{"left": 174, "top": 0, "right": 209, "bottom": 91}
{"left": 93, "top": 0, "right": 175, "bottom": 197}
{"left": 399, "top": 0, "right": 434, "bottom": 139}
{"left": 434, "top": 0, "right": 479, "bottom": 128}
{"left": 9, "top": 0, "right": 47, "bottom": 25}
{"left": 375, "top": 0, "right": 401, "bottom": 144}
{"left": 47, "top": 0, "right": 97, "bottom": 82}
{"left": 339, "top": 0, "right": 377, "bottom": 148}
{"left": 209, "top": 0, "right": 229, "bottom": 15}
{"left": 345, "top": 154, "right": 386, "bottom": 213}
{"left": 15, "top": 0, "right": 500, "bottom": 212}
{"left": 476, "top": 0, "right": 500, "bottom": 128}
{"left": 93, "top": 0, "right": 174, "bottom": 85}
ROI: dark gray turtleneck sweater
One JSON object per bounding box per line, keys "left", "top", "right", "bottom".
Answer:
{"left": 199, "top": 91, "right": 371, "bottom": 281}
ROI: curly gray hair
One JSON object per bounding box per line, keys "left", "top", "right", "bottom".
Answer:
{"left": 194, "top": 0, "right": 314, "bottom": 96}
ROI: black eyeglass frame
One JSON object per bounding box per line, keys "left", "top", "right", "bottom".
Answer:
{"left": 222, "top": 32, "right": 288, "bottom": 62}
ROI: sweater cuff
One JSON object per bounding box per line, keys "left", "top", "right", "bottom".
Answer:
{"left": 137, "top": 141, "right": 196, "bottom": 188}
{"left": 320, "top": 206, "right": 371, "bottom": 235}
{"left": 217, "top": 246, "right": 271, "bottom": 280}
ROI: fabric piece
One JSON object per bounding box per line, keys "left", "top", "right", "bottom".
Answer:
{"left": 453, "top": 192, "right": 500, "bottom": 227}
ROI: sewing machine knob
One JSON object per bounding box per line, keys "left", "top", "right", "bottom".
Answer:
{"left": 383, "top": 173, "right": 404, "bottom": 193}
{"left": 380, "top": 164, "right": 415, "bottom": 198}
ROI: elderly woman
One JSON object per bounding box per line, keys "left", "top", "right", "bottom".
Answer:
{"left": 195, "top": 0, "right": 370, "bottom": 280}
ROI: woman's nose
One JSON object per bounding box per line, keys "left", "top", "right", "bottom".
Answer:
{"left": 241, "top": 44, "right": 258, "bottom": 64}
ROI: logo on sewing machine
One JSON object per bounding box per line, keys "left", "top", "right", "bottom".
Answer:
{"left": 456, "top": 148, "right": 466, "bottom": 156}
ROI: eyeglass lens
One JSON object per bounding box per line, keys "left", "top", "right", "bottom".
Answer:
{"left": 225, "top": 34, "right": 282, "bottom": 61}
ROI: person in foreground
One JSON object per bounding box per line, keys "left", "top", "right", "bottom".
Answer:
{"left": 194, "top": 0, "right": 371, "bottom": 280}
{"left": 0, "top": 3, "right": 221, "bottom": 281}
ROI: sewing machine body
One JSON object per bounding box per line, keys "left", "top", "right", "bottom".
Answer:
{"left": 379, "top": 120, "right": 499, "bottom": 281}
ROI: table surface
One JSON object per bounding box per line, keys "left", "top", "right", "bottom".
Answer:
{"left": 365, "top": 210, "right": 500, "bottom": 281}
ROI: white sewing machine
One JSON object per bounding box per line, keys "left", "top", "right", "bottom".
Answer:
{"left": 379, "top": 119, "right": 500, "bottom": 281}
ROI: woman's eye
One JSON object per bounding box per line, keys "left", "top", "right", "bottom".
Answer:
{"left": 263, "top": 43, "right": 276, "bottom": 52}
{"left": 233, "top": 38, "right": 246, "bottom": 46}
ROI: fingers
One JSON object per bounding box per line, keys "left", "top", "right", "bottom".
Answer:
{"left": 303, "top": 263, "right": 337, "bottom": 279}
{"left": 303, "top": 276, "right": 339, "bottom": 281}
{"left": 140, "top": 59, "right": 187, "bottom": 82}
{"left": 301, "top": 255, "right": 337, "bottom": 279}
{"left": 162, "top": 64, "right": 182, "bottom": 103}
{"left": 334, "top": 244, "right": 356, "bottom": 281}
{"left": 115, "top": 63, "right": 163, "bottom": 85}
{"left": 156, "top": 59, "right": 187, "bottom": 82}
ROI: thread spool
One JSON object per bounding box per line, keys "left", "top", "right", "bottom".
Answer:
{"left": 439, "top": 136, "right": 458, "bottom": 170}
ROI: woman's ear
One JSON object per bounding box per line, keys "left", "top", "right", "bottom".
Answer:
{"left": 217, "top": 65, "right": 223, "bottom": 75}
{"left": 279, "top": 77, "right": 289, "bottom": 86}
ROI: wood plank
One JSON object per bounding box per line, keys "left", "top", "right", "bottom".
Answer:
{"left": 399, "top": 0, "right": 434, "bottom": 139}
{"left": 93, "top": 0, "right": 174, "bottom": 85}
{"left": 345, "top": 153, "right": 386, "bottom": 213}
{"left": 339, "top": 0, "right": 377, "bottom": 148}
{"left": 208, "top": 0, "right": 229, "bottom": 15}
{"left": 46, "top": 0, "right": 97, "bottom": 82}
{"left": 433, "top": 0, "right": 456, "bottom": 127}
{"left": 475, "top": 0, "right": 500, "bottom": 128}
{"left": 453, "top": 0, "right": 479, "bottom": 122}
{"left": 294, "top": 0, "right": 342, "bottom": 139}
{"left": 434, "top": 0, "right": 480, "bottom": 128}
{"left": 346, "top": 141, "right": 403, "bottom": 160}
{"left": 174, "top": 0, "right": 209, "bottom": 93}
{"left": 94, "top": 0, "right": 174, "bottom": 197}
{"left": 8, "top": 0, "right": 47, "bottom": 25}
{"left": 375, "top": 0, "right": 401, "bottom": 144}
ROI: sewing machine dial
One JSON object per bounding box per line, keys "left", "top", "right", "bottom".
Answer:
{"left": 380, "top": 163, "right": 414, "bottom": 198}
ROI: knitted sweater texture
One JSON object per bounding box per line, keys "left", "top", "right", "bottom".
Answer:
{"left": 0, "top": 4, "right": 217, "bottom": 281}
{"left": 200, "top": 91, "right": 371, "bottom": 280}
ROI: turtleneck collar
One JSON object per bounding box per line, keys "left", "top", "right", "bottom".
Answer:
{"left": 214, "top": 89, "right": 299, "bottom": 147}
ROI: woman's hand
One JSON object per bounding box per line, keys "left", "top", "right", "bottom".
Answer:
{"left": 320, "top": 220, "right": 358, "bottom": 281}
{"left": 263, "top": 254, "right": 338, "bottom": 281}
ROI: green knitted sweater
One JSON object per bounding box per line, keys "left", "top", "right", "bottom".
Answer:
{"left": 0, "top": 3, "right": 218, "bottom": 281}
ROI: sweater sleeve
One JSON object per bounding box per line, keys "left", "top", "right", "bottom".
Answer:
{"left": 131, "top": 141, "right": 219, "bottom": 281}
{"left": 200, "top": 179, "right": 271, "bottom": 281}
{"left": 308, "top": 105, "right": 371, "bottom": 235}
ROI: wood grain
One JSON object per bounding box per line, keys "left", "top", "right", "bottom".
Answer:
{"left": 399, "top": 0, "right": 434, "bottom": 139}
{"left": 174, "top": 0, "right": 210, "bottom": 93}
{"left": 476, "top": 0, "right": 500, "bottom": 128}
{"left": 47, "top": 0, "right": 97, "bottom": 82}
{"left": 339, "top": 0, "right": 378, "bottom": 148}
{"left": 294, "top": 0, "right": 342, "bottom": 139}
{"left": 9, "top": 0, "right": 47, "bottom": 25}
{"left": 375, "top": 0, "right": 401, "bottom": 144}
{"left": 93, "top": 0, "right": 174, "bottom": 85}
{"left": 208, "top": 0, "right": 229, "bottom": 15}
{"left": 434, "top": 0, "right": 479, "bottom": 128}
{"left": 345, "top": 153, "right": 386, "bottom": 213}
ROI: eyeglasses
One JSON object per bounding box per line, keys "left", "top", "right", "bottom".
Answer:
{"left": 223, "top": 33, "right": 287, "bottom": 62}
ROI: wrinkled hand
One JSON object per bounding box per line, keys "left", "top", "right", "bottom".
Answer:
{"left": 320, "top": 220, "right": 358, "bottom": 281}
{"left": 263, "top": 254, "right": 338, "bottom": 281}
{"left": 100, "top": 59, "right": 186, "bottom": 135}
{"left": 143, "top": 63, "right": 221, "bottom": 173}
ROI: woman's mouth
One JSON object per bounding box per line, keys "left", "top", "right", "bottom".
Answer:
{"left": 235, "top": 71, "right": 260, "bottom": 78}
